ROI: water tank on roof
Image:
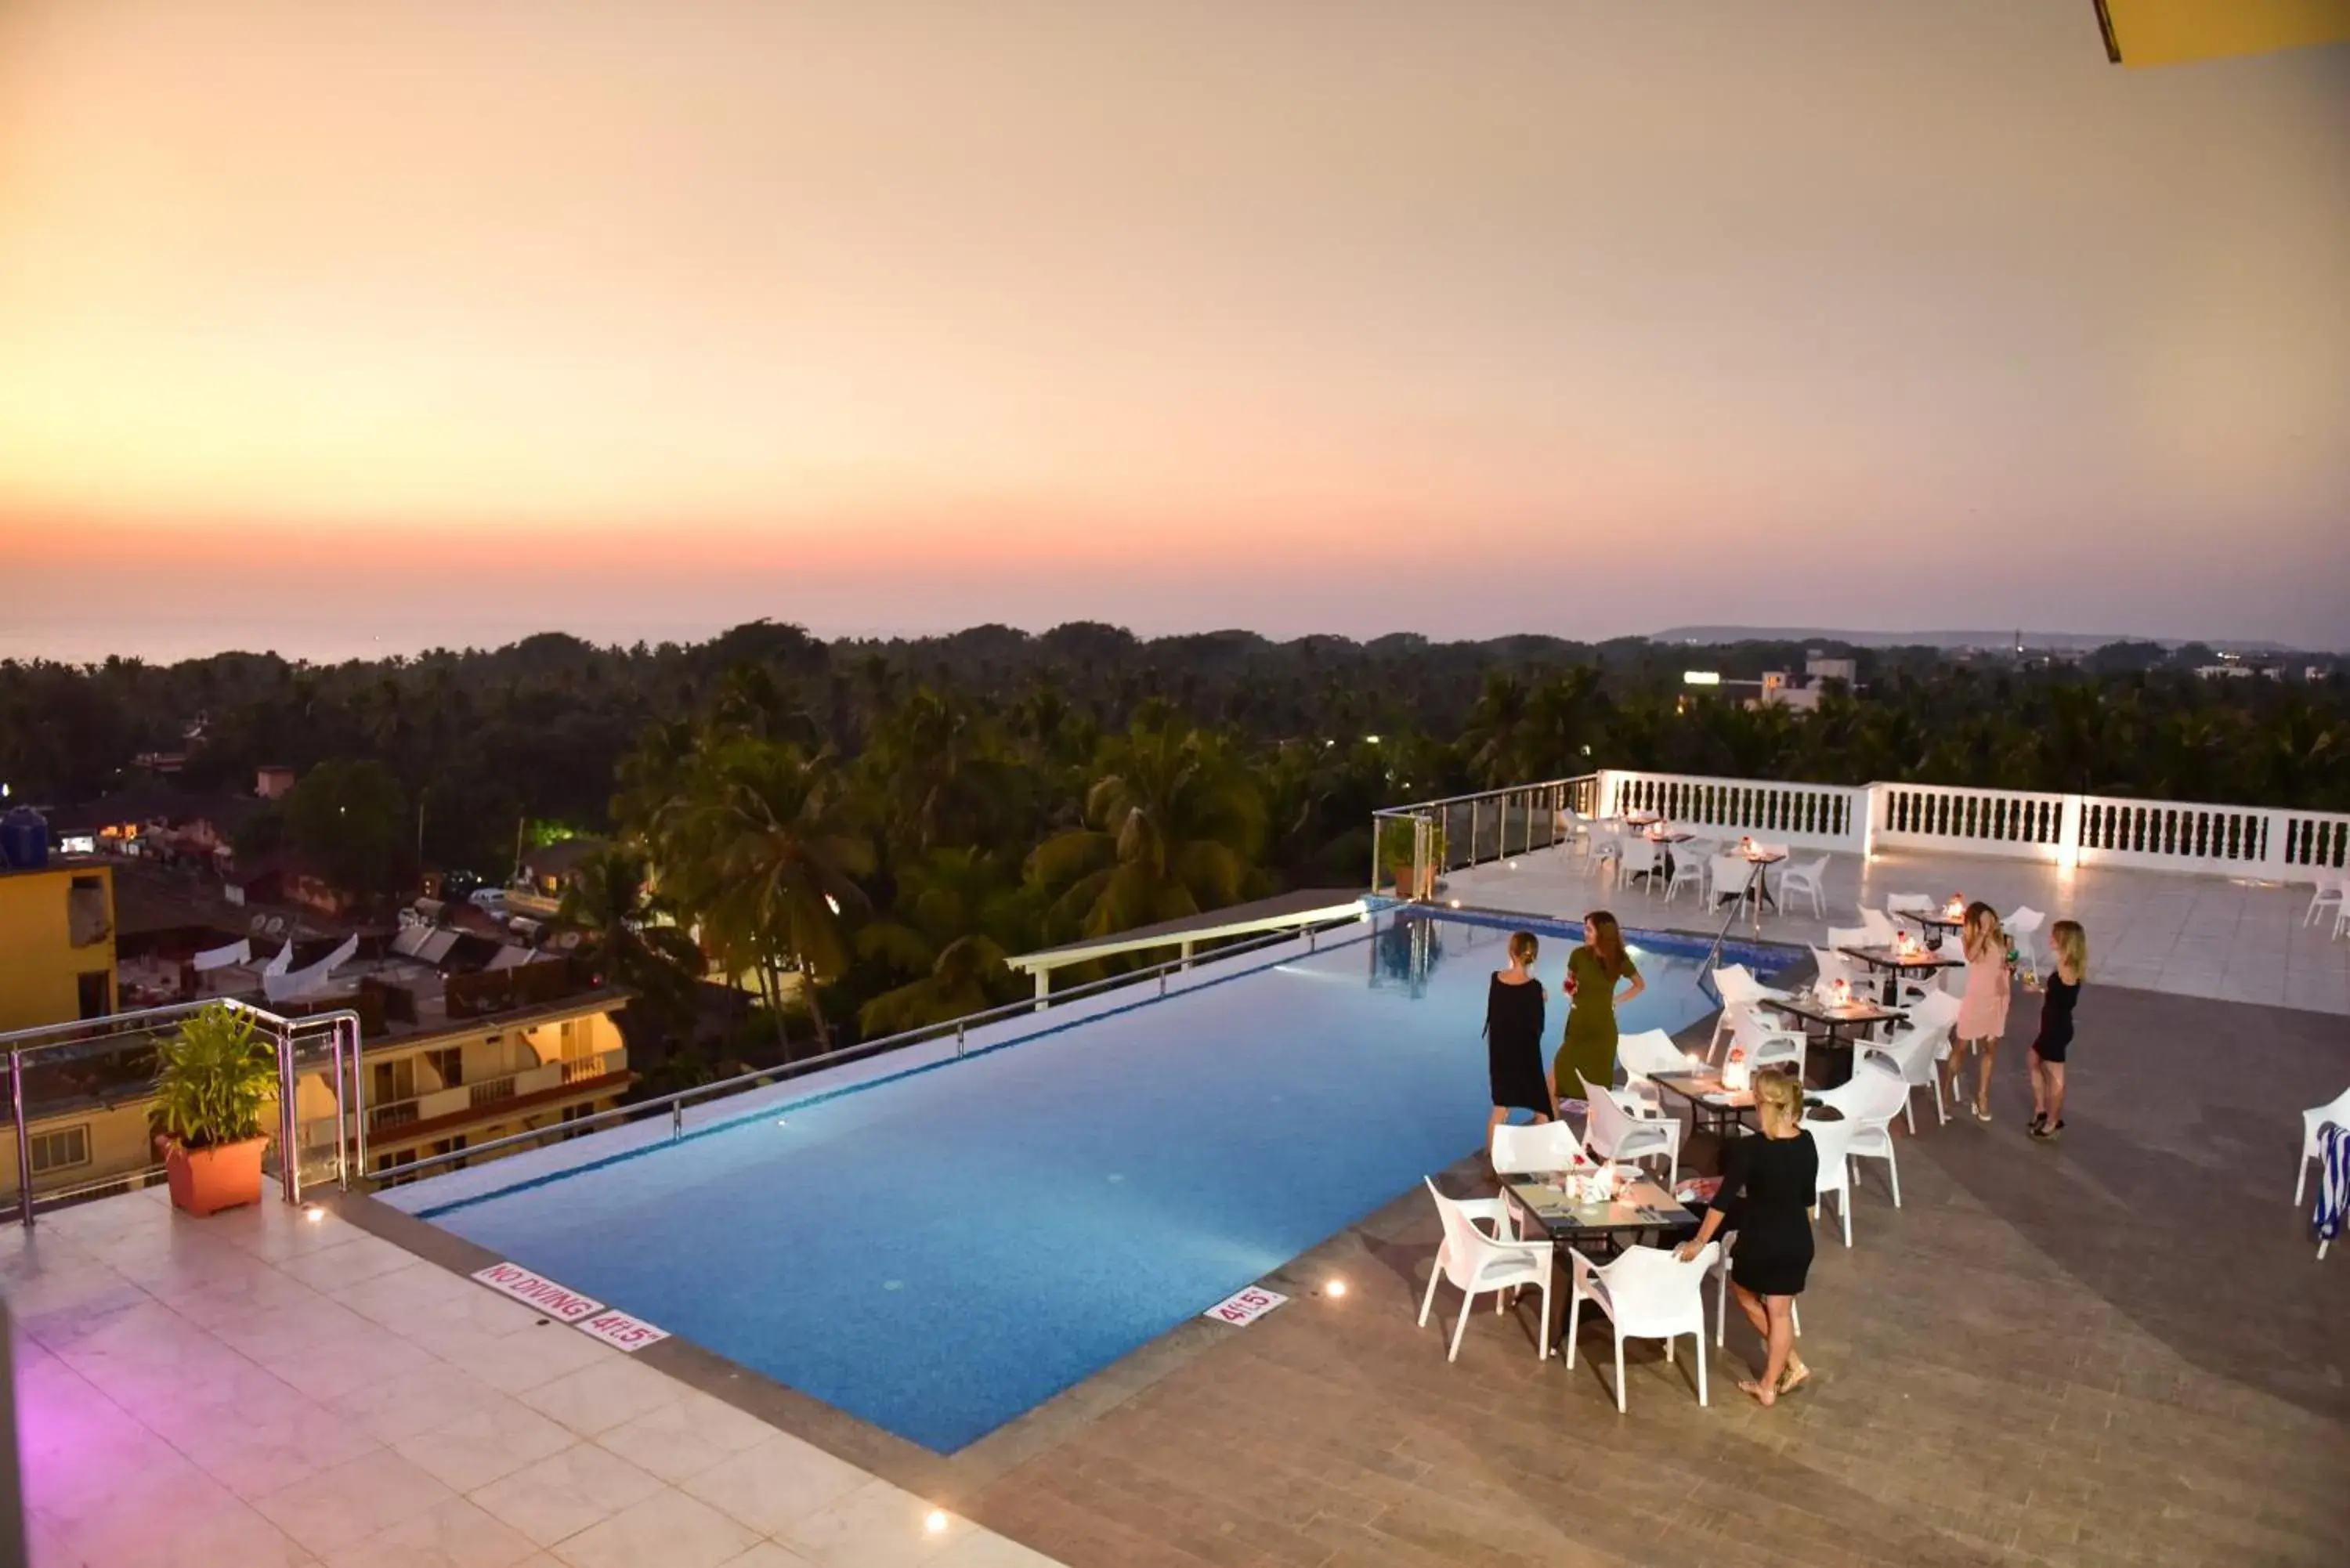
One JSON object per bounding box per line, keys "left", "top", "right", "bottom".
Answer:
{"left": 0, "top": 808, "right": 48, "bottom": 870}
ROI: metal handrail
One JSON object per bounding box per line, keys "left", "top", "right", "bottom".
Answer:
{"left": 5, "top": 997, "right": 359, "bottom": 1227}
{"left": 1370, "top": 774, "right": 1600, "bottom": 815}
{"left": 367, "top": 910, "right": 1375, "bottom": 1186}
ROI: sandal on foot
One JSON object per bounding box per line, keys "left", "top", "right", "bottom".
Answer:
{"left": 1777, "top": 1364, "right": 1811, "bottom": 1396}
{"left": 1975, "top": 1104, "right": 1993, "bottom": 1123}
{"left": 1737, "top": 1378, "right": 1777, "bottom": 1407}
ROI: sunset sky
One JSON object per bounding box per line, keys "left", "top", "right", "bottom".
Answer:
{"left": 3, "top": 2, "right": 2346, "bottom": 661}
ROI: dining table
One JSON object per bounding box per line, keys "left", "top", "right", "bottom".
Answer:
{"left": 1835, "top": 944, "right": 1963, "bottom": 1006}
{"left": 1759, "top": 992, "right": 1906, "bottom": 1084}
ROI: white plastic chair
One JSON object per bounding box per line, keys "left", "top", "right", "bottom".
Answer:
{"left": 1885, "top": 892, "right": 1931, "bottom": 918}
{"left": 2304, "top": 875, "right": 2345, "bottom": 928}
{"left": 1859, "top": 990, "right": 1959, "bottom": 1130}
{"left": 2295, "top": 1088, "right": 2350, "bottom": 1206}
{"left": 2005, "top": 907, "right": 2047, "bottom": 975}
{"left": 1710, "top": 1232, "right": 1802, "bottom": 1345}
{"left": 1808, "top": 945, "right": 1867, "bottom": 997}
{"left": 1614, "top": 837, "right": 1661, "bottom": 894}
{"left": 1555, "top": 807, "right": 1592, "bottom": 862}
{"left": 1857, "top": 908, "right": 1899, "bottom": 946}
{"left": 1708, "top": 965, "right": 1788, "bottom": 1059}
{"left": 1806, "top": 1060, "right": 1911, "bottom": 1206}
{"left": 1579, "top": 1073, "right": 1679, "bottom": 1187}
{"left": 1564, "top": 1242, "right": 1719, "bottom": 1411}
{"left": 1492, "top": 1119, "right": 1585, "bottom": 1176}
{"left": 1779, "top": 855, "right": 1829, "bottom": 919}
{"left": 1618, "top": 1028, "right": 1701, "bottom": 1101}
{"left": 1418, "top": 1180, "right": 1556, "bottom": 1361}
{"left": 1709, "top": 853, "right": 1757, "bottom": 915}
{"left": 1589, "top": 829, "right": 1624, "bottom": 881}
{"left": 1491, "top": 1121, "right": 1587, "bottom": 1239}
{"left": 1662, "top": 851, "right": 1708, "bottom": 904}
{"left": 1826, "top": 924, "right": 1872, "bottom": 953}
{"left": 1745, "top": 1030, "right": 1806, "bottom": 1079}
{"left": 1804, "top": 1118, "right": 1856, "bottom": 1247}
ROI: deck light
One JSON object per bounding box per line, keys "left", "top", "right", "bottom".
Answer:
{"left": 924, "top": 1509, "right": 949, "bottom": 1535}
{"left": 1326, "top": 1279, "right": 1348, "bottom": 1299}
{"left": 302, "top": 1203, "right": 324, "bottom": 1223}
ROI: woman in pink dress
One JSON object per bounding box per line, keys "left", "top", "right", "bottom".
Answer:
{"left": 1943, "top": 901, "right": 2011, "bottom": 1122}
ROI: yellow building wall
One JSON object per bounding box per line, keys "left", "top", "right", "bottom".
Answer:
{"left": 0, "top": 863, "right": 118, "bottom": 1034}
{"left": 0, "top": 1098, "right": 168, "bottom": 1201}
{"left": 2102, "top": 0, "right": 2350, "bottom": 66}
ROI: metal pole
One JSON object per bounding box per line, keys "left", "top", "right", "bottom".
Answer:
{"left": 671, "top": 1100, "right": 684, "bottom": 1141}
{"left": 277, "top": 1021, "right": 300, "bottom": 1207}
{"left": 350, "top": 1024, "right": 370, "bottom": 1181}
{"left": 11, "top": 1052, "right": 31, "bottom": 1230}
{"left": 1470, "top": 800, "right": 1480, "bottom": 870}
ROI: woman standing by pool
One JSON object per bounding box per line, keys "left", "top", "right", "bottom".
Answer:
{"left": 1943, "top": 901, "right": 2012, "bottom": 1122}
{"left": 1484, "top": 930, "right": 1555, "bottom": 1143}
{"left": 1553, "top": 911, "right": 1644, "bottom": 1105}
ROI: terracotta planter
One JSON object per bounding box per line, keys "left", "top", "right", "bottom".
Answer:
{"left": 162, "top": 1136, "right": 269, "bottom": 1217}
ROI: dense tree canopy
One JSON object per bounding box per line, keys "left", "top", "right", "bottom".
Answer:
{"left": 4, "top": 623, "right": 2341, "bottom": 1054}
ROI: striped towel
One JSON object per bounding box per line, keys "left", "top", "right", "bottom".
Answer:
{"left": 2316, "top": 1123, "right": 2350, "bottom": 1245}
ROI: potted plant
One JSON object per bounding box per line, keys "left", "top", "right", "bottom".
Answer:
{"left": 151, "top": 1002, "right": 277, "bottom": 1216}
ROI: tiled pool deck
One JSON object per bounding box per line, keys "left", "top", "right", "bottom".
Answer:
{"left": 4, "top": 1186, "right": 1056, "bottom": 1568}
{"left": 6, "top": 850, "right": 2346, "bottom": 1566}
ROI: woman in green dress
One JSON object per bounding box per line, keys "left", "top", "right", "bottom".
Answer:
{"left": 1553, "top": 910, "right": 1646, "bottom": 1103}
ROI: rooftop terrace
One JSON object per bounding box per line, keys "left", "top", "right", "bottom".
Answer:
{"left": 5, "top": 766, "right": 2345, "bottom": 1566}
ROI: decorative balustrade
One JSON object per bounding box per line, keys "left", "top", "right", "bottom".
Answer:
{"left": 1375, "top": 767, "right": 2350, "bottom": 890}
{"left": 1599, "top": 770, "right": 1864, "bottom": 853}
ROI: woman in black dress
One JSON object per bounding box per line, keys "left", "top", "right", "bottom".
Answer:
{"left": 1484, "top": 931, "right": 1555, "bottom": 1145}
{"left": 1678, "top": 1069, "right": 1817, "bottom": 1405}
{"left": 2028, "top": 919, "right": 2087, "bottom": 1140}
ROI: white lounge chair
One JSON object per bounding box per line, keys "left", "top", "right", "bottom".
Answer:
{"left": 1418, "top": 1180, "right": 1556, "bottom": 1362}
{"left": 1565, "top": 1242, "right": 1719, "bottom": 1411}
{"left": 2304, "top": 875, "right": 2345, "bottom": 929}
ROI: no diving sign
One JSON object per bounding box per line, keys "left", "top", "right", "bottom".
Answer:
{"left": 472, "top": 1261, "right": 669, "bottom": 1351}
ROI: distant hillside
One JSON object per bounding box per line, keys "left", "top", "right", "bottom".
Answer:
{"left": 1648, "top": 627, "right": 2304, "bottom": 654}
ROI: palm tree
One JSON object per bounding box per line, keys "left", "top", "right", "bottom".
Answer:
{"left": 853, "top": 847, "right": 1037, "bottom": 1035}
{"left": 855, "top": 687, "right": 1029, "bottom": 858}
{"left": 1459, "top": 672, "right": 1535, "bottom": 786}
{"left": 1026, "top": 715, "right": 1268, "bottom": 941}
{"left": 557, "top": 846, "right": 704, "bottom": 1033}
{"left": 653, "top": 735, "right": 872, "bottom": 1055}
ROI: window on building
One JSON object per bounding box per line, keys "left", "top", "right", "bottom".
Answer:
{"left": 76, "top": 970, "right": 110, "bottom": 1020}
{"left": 424, "top": 1047, "right": 465, "bottom": 1089}
{"left": 68, "top": 876, "right": 110, "bottom": 948}
{"left": 29, "top": 1125, "right": 91, "bottom": 1176}
{"left": 559, "top": 1019, "right": 593, "bottom": 1060}
{"left": 373, "top": 1057, "right": 418, "bottom": 1106}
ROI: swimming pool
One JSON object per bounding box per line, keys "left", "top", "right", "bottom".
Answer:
{"left": 398, "top": 911, "right": 1770, "bottom": 1452}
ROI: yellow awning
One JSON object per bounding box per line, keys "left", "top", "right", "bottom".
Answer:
{"left": 2096, "top": 0, "right": 2350, "bottom": 67}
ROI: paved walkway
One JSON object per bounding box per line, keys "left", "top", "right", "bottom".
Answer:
{"left": 1446, "top": 844, "right": 2350, "bottom": 1015}
{"left": 5, "top": 1184, "right": 1058, "bottom": 1568}
{"left": 967, "top": 985, "right": 2350, "bottom": 1566}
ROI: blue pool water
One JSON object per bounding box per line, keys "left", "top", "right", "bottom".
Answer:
{"left": 414, "top": 912, "right": 1756, "bottom": 1452}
